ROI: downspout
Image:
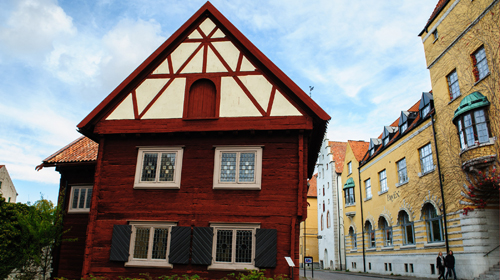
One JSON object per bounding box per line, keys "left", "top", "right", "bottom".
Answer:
{"left": 430, "top": 113, "right": 450, "bottom": 252}
{"left": 357, "top": 166, "right": 366, "bottom": 272}
{"left": 336, "top": 171, "right": 342, "bottom": 270}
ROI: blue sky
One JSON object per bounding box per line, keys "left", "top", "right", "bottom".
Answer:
{"left": 0, "top": 0, "right": 437, "bottom": 203}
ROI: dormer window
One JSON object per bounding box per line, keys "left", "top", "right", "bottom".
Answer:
{"left": 382, "top": 126, "right": 397, "bottom": 147}
{"left": 419, "top": 92, "right": 433, "bottom": 118}
{"left": 398, "top": 111, "right": 414, "bottom": 134}
{"left": 400, "top": 122, "right": 407, "bottom": 133}
{"left": 368, "top": 138, "right": 382, "bottom": 157}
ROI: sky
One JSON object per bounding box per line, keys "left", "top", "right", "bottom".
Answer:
{"left": 0, "top": 0, "right": 437, "bottom": 204}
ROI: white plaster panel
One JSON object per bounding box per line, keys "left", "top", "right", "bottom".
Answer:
{"left": 152, "top": 59, "right": 170, "bottom": 74}
{"left": 238, "top": 75, "right": 272, "bottom": 111}
{"left": 212, "top": 41, "right": 239, "bottom": 71}
{"left": 188, "top": 29, "right": 203, "bottom": 39}
{"left": 170, "top": 43, "right": 200, "bottom": 73}
{"left": 106, "top": 93, "right": 135, "bottom": 120}
{"left": 220, "top": 77, "right": 261, "bottom": 117}
{"left": 180, "top": 46, "right": 203, "bottom": 73}
{"left": 206, "top": 47, "right": 227, "bottom": 73}
{"left": 211, "top": 29, "right": 225, "bottom": 38}
{"left": 270, "top": 90, "right": 302, "bottom": 116}
{"left": 136, "top": 79, "right": 169, "bottom": 114}
{"left": 240, "top": 56, "right": 255, "bottom": 71}
{"left": 142, "top": 78, "right": 185, "bottom": 119}
{"left": 199, "top": 18, "right": 216, "bottom": 36}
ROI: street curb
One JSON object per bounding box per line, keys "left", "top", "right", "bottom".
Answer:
{"left": 300, "top": 269, "right": 434, "bottom": 280}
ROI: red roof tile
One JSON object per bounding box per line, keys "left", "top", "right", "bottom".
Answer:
{"left": 329, "top": 141, "right": 347, "bottom": 173}
{"left": 348, "top": 140, "right": 369, "bottom": 162}
{"left": 420, "top": 0, "right": 451, "bottom": 35}
{"left": 43, "top": 137, "right": 98, "bottom": 165}
{"left": 307, "top": 173, "right": 318, "bottom": 197}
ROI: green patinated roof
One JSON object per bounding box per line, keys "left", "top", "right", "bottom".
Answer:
{"left": 453, "top": 92, "right": 490, "bottom": 122}
{"left": 343, "top": 177, "right": 355, "bottom": 189}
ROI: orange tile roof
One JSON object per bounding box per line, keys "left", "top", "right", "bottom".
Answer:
{"left": 307, "top": 173, "right": 318, "bottom": 197}
{"left": 329, "top": 141, "right": 347, "bottom": 173}
{"left": 420, "top": 0, "right": 450, "bottom": 35}
{"left": 43, "top": 136, "right": 98, "bottom": 165}
{"left": 348, "top": 140, "right": 369, "bottom": 162}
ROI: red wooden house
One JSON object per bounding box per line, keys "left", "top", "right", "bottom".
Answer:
{"left": 39, "top": 2, "right": 329, "bottom": 279}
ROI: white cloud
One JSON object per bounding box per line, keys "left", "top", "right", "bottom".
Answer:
{"left": 0, "top": 0, "right": 75, "bottom": 58}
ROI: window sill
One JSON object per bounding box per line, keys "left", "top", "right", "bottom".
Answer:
{"left": 345, "top": 203, "right": 356, "bottom": 208}
{"left": 350, "top": 249, "right": 358, "bottom": 253}
{"left": 208, "top": 263, "right": 257, "bottom": 271}
{"left": 213, "top": 184, "right": 261, "bottom": 190}
{"left": 183, "top": 117, "right": 219, "bottom": 121}
{"left": 378, "top": 189, "right": 388, "bottom": 196}
{"left": 459, "top": 137, "right": 496, "bottom": 156}
{"left": 396, "top": 180, "right": 409, "bottom": 188}
{"left": 366, "top": 247, "right": 377, "bottom": 252}
{"left": 418, "top": 166, "right": 436, "bottom": 177}
{"left": 399, "top": 244, "right": 416, "bottom": 249}
{"left": 381, "top": 246, "right": 394, "bottom": 251}
{"left": 474, "top": 72, "right": 490, "bottom": 86}
{"left": 134, "top": 183, "right": 181, "bottom": 189}
{"left": 125, "top": 261, "right": 173, "bottom": 268}
{"left": 364, "top": 196, "right": 372, "bottom": 202}
{"left": 424, "top": 242, "right": 445, "bottom": 248}
{"left": 68, "top": 209, "right": 90, "bottom": 214}
{"left": 448, "top": 95, "right": 461, "bottom": 105}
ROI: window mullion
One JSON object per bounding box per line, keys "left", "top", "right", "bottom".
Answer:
{"left": 232, "top": 229, "right": 237, "bottom": 264}
{"left": 148, "top": 226, "right": 154, "bottom": 260}
{"left": 155, "top": 154, "right": 161, "bottom": 183}
{"left": 235, "top": 152, "right": 240, "bottom": 183}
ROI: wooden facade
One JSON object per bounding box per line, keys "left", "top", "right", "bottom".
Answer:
{"left": 41, "top": 2, "right": 329, "bottom": 279}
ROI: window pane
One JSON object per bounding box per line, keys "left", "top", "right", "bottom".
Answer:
{"left": 220, "top": 153, "right": 237, "bottom": 182}
{"left": 401, "top": 122, "right": 407, "bottom": 133}
{"left": 405, "top": 224, "right": 414, "bottom": 244}
{"left": 235, "top": 230, "right": 252, "bottom": 263}
{"left": 447, "top": 70, "right": 460, "bottom": 99}
{"left": 72, "top": 189, "right": 79, "bottom": 209}
{"left": 463, "top": 114, "right": 475, "bottom": 146}
{"left": 79, "top": 189, "right": 86, "bottom": 209}
{"left": 431, "top": 220, "right": 442, "bottom": 242}
{"left": 159, "top": 153, "right": 176, "bottom": 182}
{"left": 474, "top": 110, "right": 489, "bottom": 143}
{"left": 133, "top": 228, "right": 150, "bottom": 259}
{"left": 216, "top": 230, "right": 233, "bottom": 262}
{"left": 86, "top": 189, "right": 92, "bottom": 209}
{"left": 152, "top": 228, "right": 168, "bottom": 259}
{"left": 397, "top": 159, "right": 408, "bottom": 183}
{"left": 475, "top": 47, "right": 489, "bottom": 79}
{"left": 457, "top": 121, "right": 466, "bottom": 149}
{"left": 379, "top": 170, "right": 387, "bottom": 192}
{"left": 239, "top": 153, "right": 255, "bottom": 182}
{"left": 420, "top": 144, "right": 434, "bottom": 173}
{"left": 365, "top": 180, "right": 372, "bottom": 198}
{"left": 142, "top": 153, "right": 158, "bottom": 181}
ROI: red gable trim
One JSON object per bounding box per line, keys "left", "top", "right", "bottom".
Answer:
{"left": 78, "top": 1, "right": 329, "bottom": 132}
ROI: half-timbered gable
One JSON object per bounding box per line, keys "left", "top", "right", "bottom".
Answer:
{"left": 42, "top": 2, "right": 329, "bottom": 279}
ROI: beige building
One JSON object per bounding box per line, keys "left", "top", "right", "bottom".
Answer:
{"left": 0, "top": 165, "right": 17, "bottom": 203}
{"left": 300, "top": 174, "right": 319, "bottom": 268}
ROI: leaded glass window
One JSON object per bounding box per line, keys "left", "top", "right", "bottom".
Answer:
{"left": 70, "top": 186, "right": 92, "bottom": 212}
{"left": 135, "top": 148, "right": 183, "bottom": 188}
{"left": 213, "top": 226, "right": 257, "bottom": 266}
{"left": 214, "top": 147, "right": 262, "bottom": 189}
{"left": 128, "top": 223, "right": 173, "bottom": 266}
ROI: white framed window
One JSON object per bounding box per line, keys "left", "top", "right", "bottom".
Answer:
{"left": 134, "top": 147, "right": 183, "bottom": 189}
{"left": 365, "top": 179, "right": 372, "bottom": 199}
{"left": 69, "top": 186, "right": 92, "bottom": 213}
{"left": 126, "top": 221, "right": 176, "bottom": 268}
{"left": 209, "top": 223, "right": 259, "bottom": 270}
{"left": 348, "top": 161, "right": 352, "bottom": 174}
{"left": 397, "top": 158, "right": 408, "bottom": 184}
{"left": 447, "top": 69, "right": 461, "bottom": 100}
{"left": 213, "top": 147, "right": 262, "bottom": 190}
{"left": 456, "top": 109, "right": 490, "bottom": 150}
{"left": 419, "top": 144, "right": 434, "bottom": 174}
{"left": 379, "top": 170, "right": 387, "bottom": 193}
{"left": 472, "top": 46, "right": 489, "bottom": 81}
{"left": 400, "top": 122, "right": 408, "bottom": 134}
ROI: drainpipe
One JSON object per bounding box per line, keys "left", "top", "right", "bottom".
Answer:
{"left": 336, "top": 172, "right": 343, "bottom": 270}
{"left": 430, "top": 113, "right": 450, "bottom": 252}
{"left": 357, "top": 166, "right": 366, "bottom": 272}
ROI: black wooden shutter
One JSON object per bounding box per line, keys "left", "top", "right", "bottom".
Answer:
{"left": 109, "top": 225, "right": 132, "bottom": 261}
{"left": 191, "top": 227, "right": 213, "bottom": 265}
{"left": 255, "top": 228, "right": 277, "bottom": 268}
{"left": 168, "top": 226, "right": 191, "bottom": 264}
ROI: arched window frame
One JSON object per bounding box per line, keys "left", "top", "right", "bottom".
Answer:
{"left": 349, "top": 227, "right": 357, "bottom": 249}
{"left": 423, "top": 203, "right": 443, "bottom": 243}
{"left": 398, "top": 211, "right": 414, "bottom": 245}
{"left": 365, "top": 221, "right": 376, "bottom": 248}
{"left": 378, "top": 217, "right": 392, "bottom": 247}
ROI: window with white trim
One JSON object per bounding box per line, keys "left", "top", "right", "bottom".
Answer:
{"left": 399, "top": 211, "right": 414, "bottom": 245}
{"left": 348, "top": 161, "right": 352, "bottom": 175}
{"left": 472, "top": 46, "right": 489, "bottom": 81}
{"left": 126, "top": 222, "right": 175, "bottom": 268}
{"left": 447, "top": 69, "right": 461, "bottom": 99}
{"left": 365, "top": 222, "right": 376, "bottom": 248}
{"left": 379, "top": 170, "right": 387, "bottom": 193}
{"left": 397, "top": 158, "right": 408, "bottom": 184}
{"left": 379, "top": 217, "right": 392, "bottom": 247}
{"left": 209, "top": 223, "right": 259, "bottom": 270}
{"left": 213, "top": 147, "right": 262, "bottom": 190}
{"left": 419, "top": 144, "right": 434, "bottom": 174}
{"left": 134, "top": 147, "right": 183, "bottom": 189}
{"left": 423, "top": 204, "right": 443, "bottom": 243}
{"left": 69, "top": 186, "right": 92, "bottom": 213}
{"left": 456, "top": 109, "right": 490, "bottom": 150}
{"left": 365, "top": 179, "right": 372, "bottom": 199}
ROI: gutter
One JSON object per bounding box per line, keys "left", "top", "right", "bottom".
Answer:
{"left": 357, "top": 166, "right": 366, "bottom": 272}
{"left": 430, "top": 112, "right": 450, "bottom": 252}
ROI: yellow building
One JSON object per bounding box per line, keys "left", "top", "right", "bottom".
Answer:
{"left": 300, "top": 174, "right": 319, "bottom": 268}
{"left": 341, "top": 2, "right": 499, "bottom": 278}
{"left": 419, "top": 0, "right": 499, "bottom": 278}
